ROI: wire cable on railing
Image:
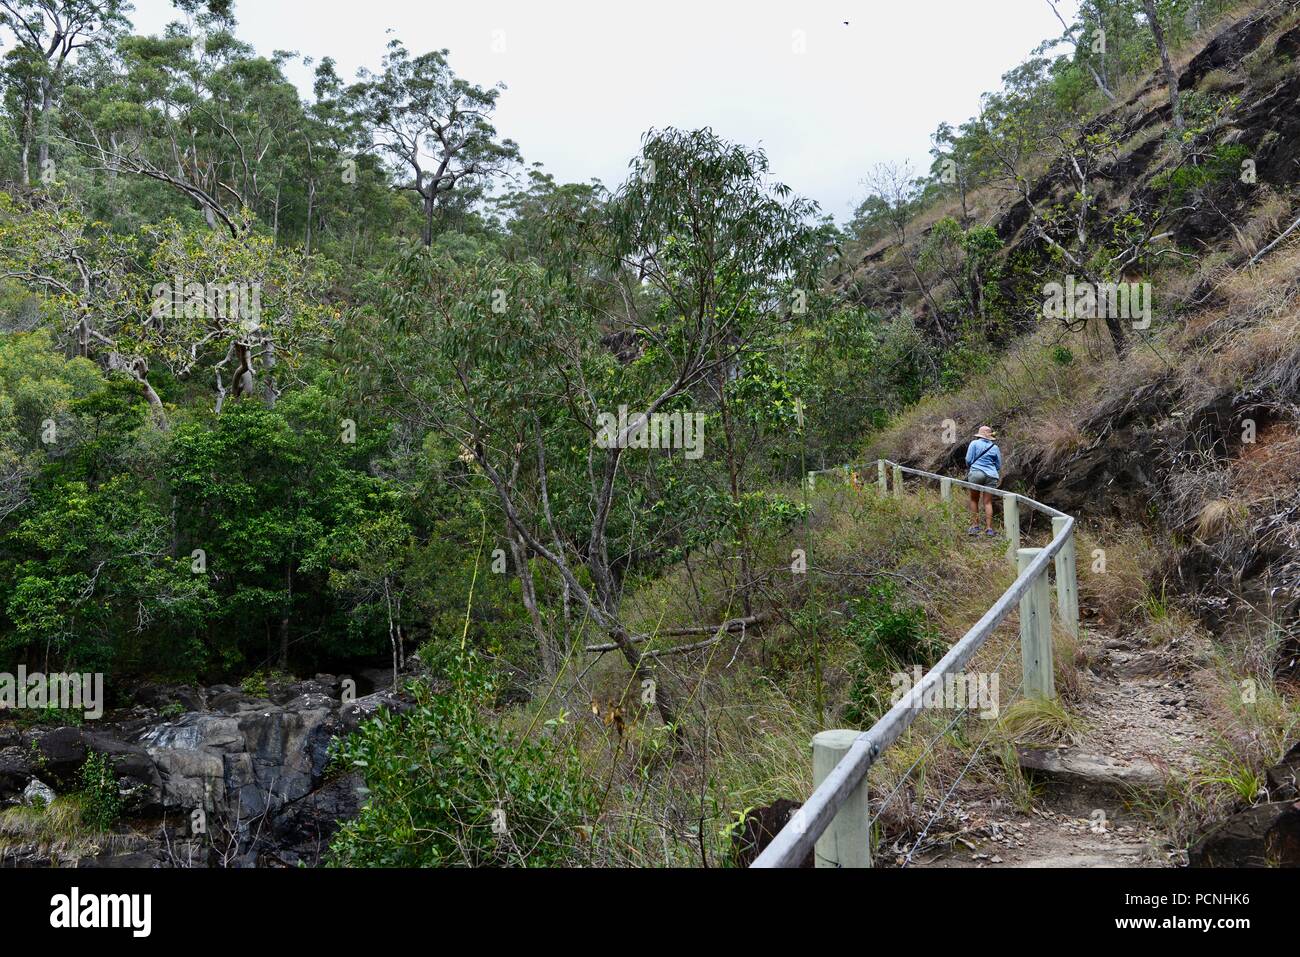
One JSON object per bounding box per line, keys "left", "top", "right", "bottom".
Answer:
{"left": 896, "top": 631, "right": 1025, "bottom": 867}
{"left": 899, "top": 703, "right": 1011, "bottom": 867}
{"left": 809, "top": 465, "right": 1019, "bottom": 832}
{"left": 868, "top": 700, "right": 971, "bottom": 829}
{"left": 871, "top": 626, "right": 1023, "bottom": 831}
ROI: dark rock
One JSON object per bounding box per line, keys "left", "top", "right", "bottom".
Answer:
{"left": 136, "top": 696, "right": 339, "bottom": 818}
{"left": 36, "top": 726, "right": 88, "bottom": 779}
{"left": 32, "top": 727, "right": 162, "bottom": 811}
{"left": 1189, "top": 801, "right": 1300, "bottom": 867}
{"left": 208, "top": 690, "right": 271, "bottom": 714}
{"left": 260, "top": 771, "right": 369, "bottom": 866}
{"left": 1177, "top": 8, "right": 1282, "bottom": 91}
{"left": 1275, "top": 24, "right": 1300, "bottom": 59}
{"left": 1266, "top": 742, "right": 1300, "bottom": 801}
{"left": 78, "top": 850, "right": 164, "bottom": 868}
{"left": 132, "top": 684, "right": 202, "bottom": 713}
{"left": 339, "top": 690, "right": 411, "bottom": 733}
{"left": 731, "top": 799, "right": 813, "bottom": 868}
{"left": 0, "top": 745, "right": 34, "bottom": 804}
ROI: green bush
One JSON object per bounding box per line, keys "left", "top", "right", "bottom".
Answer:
{"left": 1151, "top": 143, "right": 1249, "bottom": 202}
{"left": 77, "top": 751, "right": 121, "bottom": 831}
{"left": 328, "top": 652, "right": 594, "bottom": 867}
{"left": 843, "top": 582, "right": 943, "bottom": 725}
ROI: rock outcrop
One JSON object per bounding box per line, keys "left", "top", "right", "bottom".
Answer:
{"left": 1189, "top": 743, "right": 1300, "bottom": 867}
{"left": 0, "top": 673, "right": 408, "bottom": 867}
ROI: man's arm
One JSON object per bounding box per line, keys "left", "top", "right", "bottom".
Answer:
{"left": 965, "top": 442, "right": 976, "bottom": 466}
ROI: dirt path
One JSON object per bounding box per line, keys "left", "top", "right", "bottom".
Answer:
{"left": 902, "top": 619, "right": 1214, "bottom": 869}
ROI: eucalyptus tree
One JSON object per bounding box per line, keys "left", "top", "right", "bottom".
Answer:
{"left": 0, "top": 0, "right": 129, "bottom": 178}
{"left": 0, "top": 191, "right": 335, "bottom": 422}
{"left": 361, "top": 129, "right": 821, "bottom": 727}
{"left": 349, "top": 41, "right": 520, "bottom": 246}
{"left": 1, "top": 43, "right": 43, "bottom": 183}
{"left": 1142, "top": 0, "right": 1185, "bottom": 139}
{"left": 66, "top": 13, "right": 312, "bottom": 239}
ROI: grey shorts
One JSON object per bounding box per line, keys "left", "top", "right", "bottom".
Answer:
{"left": 967, "top": 469, "right": 999, "bottom": 488}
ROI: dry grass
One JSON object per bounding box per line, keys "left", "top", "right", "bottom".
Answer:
{"left": 1028, "top": 412, "right": 1088, "bottom": 470}
{"left": 1075, "top": 523, "right": 1166, "bottom": 628}
{"left": 997, "top": 696, "right": 1086, "bottom": 748}
{"left": 0, "top": 797, "right": 144, "bottom": 864}
{"left": 866, "top": 326, "right": 1106, "bottom": 475}
{"left": 1196, "top": 497, "right": 1248, "bottom": 539}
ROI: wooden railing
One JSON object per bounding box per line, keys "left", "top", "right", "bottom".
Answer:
{"left": 751, "top": 459, "right": 1077, "bottom": 868}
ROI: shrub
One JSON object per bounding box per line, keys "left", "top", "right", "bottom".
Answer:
{"left": 328, "top": 652, "right": 593, "bottom": 867}
{"left": 77, "top": 751, "right": 121, "bottom": 831}
{"left": 843, "top": 581, "right": 943, "bottom": 724}
{"left": 1151, "top": 143, "right": 1249, "bottom": 202}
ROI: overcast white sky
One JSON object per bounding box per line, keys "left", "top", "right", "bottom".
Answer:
{"left": 126, "top": 0, "right": 1081, "bottom": 223}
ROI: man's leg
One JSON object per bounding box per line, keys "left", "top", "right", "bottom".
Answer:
{"left": 982, "top": 492, "right": 995, "bottom": 529}
{"left": 967, "top": 488, "right": 979, "bottom": 525}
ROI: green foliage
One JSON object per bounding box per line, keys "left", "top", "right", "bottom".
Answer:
{"left": 328, "top": 652, "right": 594, "bottom": 867}
{"left": 77, "top": 751, "right": 121, "bottom": 831}
{"left": 1150, "top": 143, "right": 1250, "bottom": 202}
{"left": 843, "top": 581, "right": 943, "bottom": 725}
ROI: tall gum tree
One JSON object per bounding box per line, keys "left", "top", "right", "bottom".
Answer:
{"left": 349, "top": 42, "right": 519, "bottom": 246}
{"left": 361, "top": 128, "right": 822, "bottom": 731}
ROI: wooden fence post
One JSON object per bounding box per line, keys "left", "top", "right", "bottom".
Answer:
{"left": 1015, "top": 548, "right": 1056, "bottom": 700}
{"left": 877, "top": 460, "right": 887, "bottom": 494}
{"left": 1052, "top": 516, "right": 1079, "bottom": 639}
{"left": 891, "top": 464, "right": 903, "bottom": 499}
{"left": 940, "top": 477, "right": 952, "bottom": 501}
{"left": 1003, "top": 494, "right": 1020, "bottom": 568}
{"left": 811, "top": 730, "right": 871, "bottom": 868}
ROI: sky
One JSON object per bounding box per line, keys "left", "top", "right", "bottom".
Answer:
{"left": 125, "top": 0, "right": 1082, "bottom": 223}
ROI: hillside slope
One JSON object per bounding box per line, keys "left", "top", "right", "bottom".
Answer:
{"left": 854, "top": 1, "right": 1300, "bottom": 866}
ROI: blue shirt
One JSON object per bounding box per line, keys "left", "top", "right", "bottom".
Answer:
{"left": 966, "top": 438, "right": 1002, "bottom": 480}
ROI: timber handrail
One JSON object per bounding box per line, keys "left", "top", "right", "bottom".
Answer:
{"left": 751, "top": 458, "right": 1077, "bottom": 868}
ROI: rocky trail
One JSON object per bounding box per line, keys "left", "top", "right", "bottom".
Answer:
{"left": 904, "top": 613, "right": 1216, "bottom": 869}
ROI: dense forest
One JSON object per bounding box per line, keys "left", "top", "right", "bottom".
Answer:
{"left": 1, "top": 0, "right": 1297, "bottom": 873}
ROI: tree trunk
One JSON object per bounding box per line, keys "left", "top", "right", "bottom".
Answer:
{"left": 262, "top": 340, "right": 277, "bottom": 408}
{"left": 1144, "top": 0, "right": 1184, "bottom": 138}
{"left": 1103, "top": 311, "right": 1130, "bottom": 357}
{"left": 233, "top": 342, "right": 255, "bottom": 397}
{"left": 384, "top": 578, "right": 399, "bottom": 693}
{"left": 304, "top": 180, "right": 315, "bottom": 256}
{"left": 510, "top": 533, "right": 557, "bottom": 677}
{"left": 37, "top": 78, "right": 53, "bottom": 174}
{"left": 138, "top": 377, "right": 169, "bottom": 430}
{"left": 718, "top": 367, "right": 753, "bottom": 618}
{"left": 278, "top": 565, "right": 293, "bottom": 670}
{"left": 422, "top": 191, "right": 435, "bottom": 247}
